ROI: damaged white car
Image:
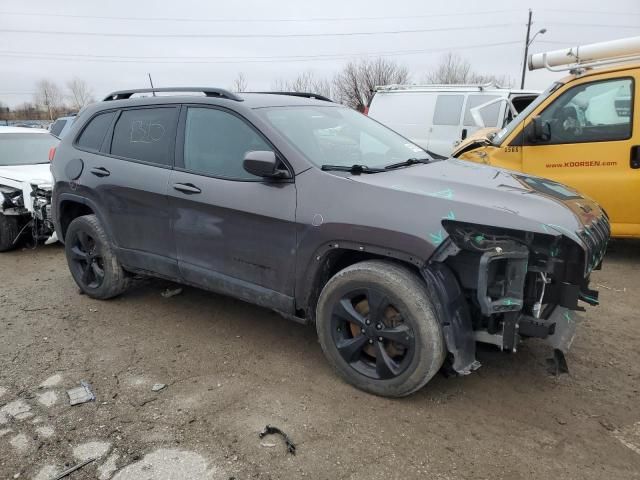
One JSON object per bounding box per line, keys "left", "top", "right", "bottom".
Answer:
{"left": 0, "top": 127, "right": 59, "bottom": 251}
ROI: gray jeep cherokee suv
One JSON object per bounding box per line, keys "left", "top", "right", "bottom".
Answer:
{"left": 51, "top": 87, "right": 609, "bottom": 397}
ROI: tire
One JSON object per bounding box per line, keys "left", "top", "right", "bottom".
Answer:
{"left": 0, "top": 213, "right": 19, "bottom": 252}
{"left": 64, "top": 214, "right": 130, "bottom": 299}
{"left": 316, "top": 260, "right": 445, "bottom": 397}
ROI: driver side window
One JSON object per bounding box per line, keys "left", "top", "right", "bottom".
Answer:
{"left": 534, "top": 77, "right": 633, "bottom": 145}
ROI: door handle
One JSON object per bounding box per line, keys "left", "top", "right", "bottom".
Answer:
{"left": 631, "top": 145, "right": 640, "bottom": 169}
{"left": 461, "top": 128, "right": 468, "bottom": 140}
{"left": 90, "top": 166, "right": 110, "bottom": 177}
{"left": 173, "top": 183, "right": 202, "bottom": 194}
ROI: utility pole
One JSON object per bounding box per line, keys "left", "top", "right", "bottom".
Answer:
{"left": 520, "top": 9, "right": 533, "bottom": 89}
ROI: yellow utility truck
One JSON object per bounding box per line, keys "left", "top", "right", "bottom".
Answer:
{"left": 454, "top": 36, "right": 640, "bottom": 238}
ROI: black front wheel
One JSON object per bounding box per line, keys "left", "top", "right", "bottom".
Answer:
{"left": 316, "top": 260, "right": 445, "bottom": 397}
{"left": 64, "top": 215, "right": 130, "bottom": 299}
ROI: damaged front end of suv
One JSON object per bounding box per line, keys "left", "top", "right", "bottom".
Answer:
{"left": 424, "top": 197, "right": 608, "bottom": 376}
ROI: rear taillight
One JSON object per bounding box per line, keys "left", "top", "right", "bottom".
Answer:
{"left": 48, "top": 147, "right": 56, "bottom": 162}
{"left": 363, "top": 106, "right": 369, "bottom": 115}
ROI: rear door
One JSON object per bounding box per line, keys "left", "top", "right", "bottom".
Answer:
{"left": 520, "top": 75, "right": 639, "bottom": 235}
{"left": 168, "top": 105, "right": 297, "bottom": 312}
{"left": 427, "top": 93, "right": 465, "bottom": 157}
{"left": 78, "top": 105, "right": 179, "bottom": 276}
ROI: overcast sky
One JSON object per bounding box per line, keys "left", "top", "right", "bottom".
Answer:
{"left": 1, "top": 0, "right": 638, "bottom": 107}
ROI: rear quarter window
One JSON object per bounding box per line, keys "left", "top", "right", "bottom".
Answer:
{"left": 110, "top": 107, "right": 178, "bottom": 166}
{"left": 76, "top": 112, "right": 115, "bottom": 152}
{"left": 50, "top": 119, "right": 66, "bottom": 137}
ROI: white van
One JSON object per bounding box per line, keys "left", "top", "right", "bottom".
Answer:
{"left": 367, "top": 84, "right": 540, "bottom": 158}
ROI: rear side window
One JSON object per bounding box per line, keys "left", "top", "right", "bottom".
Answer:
{"left": 50, "top": 119, "right": 66, "bottom": 137}
{"left": 76, "top": 112, "right": 115, "bottom": 151}
{"left": 110, "top": 107, "right": 178, "bottom": 166}
{"left": 182, "top": 107, "right": 272, "bottom": 179}
{"left": 433, "top": 95, "right": 464, "bottom": 125}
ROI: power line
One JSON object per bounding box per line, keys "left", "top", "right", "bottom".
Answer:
{"left": 0, "top": 9, "right": 522, "bottom": 24}
{"left": 543, "top": 22, "right": 640, "bottom": 29}
{"left": 0, "top": 23, "right": 518, "bottom": 39}
{"left": 0, "top": 41, "right": 522, "bottom": 64}
{"left": 540, "top": 8, "right": 640, "bottom": 16}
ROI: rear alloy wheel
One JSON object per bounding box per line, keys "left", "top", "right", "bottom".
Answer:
{"left": 65, "top": 214, "right": 130, "bottom": 299}
{"left": 316, "top": 260, "right": 445, "bottom": 397}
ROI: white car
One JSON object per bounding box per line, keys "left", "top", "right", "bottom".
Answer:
{"left": 0, "top": 127, "right": 59, "bottom": 251}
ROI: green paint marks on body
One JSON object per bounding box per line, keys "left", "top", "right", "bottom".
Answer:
{"left": 429, "top": 230, "right": 444, "bottom": 245}
{"left": 444, "top": 210, "right": 456, "bottom": 220}
{"left": 428, "top": 188, "right": 454, "bottom": 199}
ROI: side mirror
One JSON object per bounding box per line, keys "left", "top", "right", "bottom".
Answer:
{"left": 243, "top": 151, "right": 290, "bottom": 179}
{"left": 531, "top": 116, "right": 551, "bottom": 142}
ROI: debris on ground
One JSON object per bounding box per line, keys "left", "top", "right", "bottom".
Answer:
{"left": 161, "top": 287, "right": 183, "bottom": 298}
{"left": 151, "top": 383, "right": 166, "bottom": 392}
{"left": 260, "top": 442, "right": 277, "bottom": 448}
{"left": 50, "top": 457, "right": 96, "bottom": 480}
{"left": 67, "top": 381, "right": 95, "bottom": 406}
{"left": 258, "top": 425, "right": 296, "bottom": 455}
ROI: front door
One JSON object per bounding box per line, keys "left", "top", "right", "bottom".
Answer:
{"left": 521, "top": 75, "right": 639, "bottom": 236}
{"left": 169, "top": 106, "right": 297, "bottom": 312}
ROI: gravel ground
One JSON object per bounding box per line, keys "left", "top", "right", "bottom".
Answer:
{"left": 0, "top": 241, "right": 639, "bottom": 479}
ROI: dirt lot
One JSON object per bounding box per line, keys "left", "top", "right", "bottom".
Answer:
{"left": 1, "top": 241, "right": 639, "bottom": 480}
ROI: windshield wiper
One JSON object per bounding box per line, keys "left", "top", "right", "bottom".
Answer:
{"left": 321, "top": 164, "right": 385, "bottom": 174}
{"left": 384, "top": 157, "right": 430, "bottom": 170}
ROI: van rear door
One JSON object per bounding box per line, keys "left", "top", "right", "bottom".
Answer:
{"left": 520, "top": 74, "right": 639, "bottom": 236}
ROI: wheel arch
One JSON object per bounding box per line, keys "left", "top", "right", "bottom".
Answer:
{"left": 297, "top": 241, "right": 425, "bottom": 323}
{"left": 56, "top": 193, "right": 114, "bottom": 245}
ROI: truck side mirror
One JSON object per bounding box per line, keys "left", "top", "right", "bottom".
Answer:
{"left": 531, "top": 116, "right": 551, "bottom": 142}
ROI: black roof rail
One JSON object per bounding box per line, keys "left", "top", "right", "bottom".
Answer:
{"left": 251, "top": 91, "right": 333, "bottom": 102}
{"left": 102, "top": 87, "right": 243, "bottom": 102}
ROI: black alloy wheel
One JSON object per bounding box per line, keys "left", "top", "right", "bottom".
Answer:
{"left": 68, "top": 230, "right": 105, "bottom": 289}
{"left": 331, "top": 287, "right": 415, "bottom": 380}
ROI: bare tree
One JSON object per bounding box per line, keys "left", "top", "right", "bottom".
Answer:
{"left": 231, "top": 72, "right": 248, "bottom": 93}
{"left": 67, "top": 78, "right": 94, "bottom": 110}
{"left": 272, "top": 71, "right": 333, "bottom": 98}
{"left": 34, "top": 80, "right": 64, "bottom": 120}
{"left": 423, "top": 53, "right": 513, "bottom": 86}
{"left": 333, "top": 58, "right": 409, "bottom": 111}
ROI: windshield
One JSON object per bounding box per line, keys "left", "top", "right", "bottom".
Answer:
{"left": 0, "top": 133, "right": 59, "bottom": 166}
{"left": 491, "top": 82, "right": 563, "bottom": 146}
{"left": 256, "top": 106, "right": 429, "bottom": 169}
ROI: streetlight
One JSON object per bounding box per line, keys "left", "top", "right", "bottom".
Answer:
{"left": 520, "top": 9, "right": 547, "bottom": 89}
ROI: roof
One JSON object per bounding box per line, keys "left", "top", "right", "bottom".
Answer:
{"left": 97, "top": 88, "right": 338, "bottom": 110}
{"left": 374, "top": 84, "right": 540, "bottom": 95}
{"left": 560, "top": 60, "right": 640, "bottom": 83}
{"left": 0, "top": 126, "right": 50, "bottom": 134}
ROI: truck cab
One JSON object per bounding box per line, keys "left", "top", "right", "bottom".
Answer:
{"left": 454, "top": 36, "right": 640, "bottom": 238}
